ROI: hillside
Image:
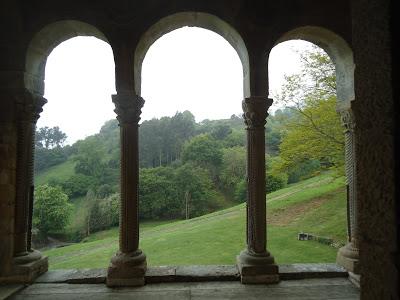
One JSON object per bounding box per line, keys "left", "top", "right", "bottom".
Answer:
{"left": 43, "top": 173, "right": 346, "bottom": 269}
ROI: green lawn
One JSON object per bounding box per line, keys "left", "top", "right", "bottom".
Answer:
{"left": 43, "top": 173, "right": 347, "bottom": 269}
{"left": 34, "top": 158, "right": 76, "bottom": 186}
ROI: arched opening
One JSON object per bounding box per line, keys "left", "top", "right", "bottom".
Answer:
{"left": 25, "top": 20, "right": 109, "bottom": 96}
{"left": 25, "top": 21, "right": 119, "bottom": 269}
{"left": 266, "top": 27, "right": 357, "bottom": 270}
{"left": 135, "top": 15, "right": 248, "bottom": 266}
{"left": 134, "top": 12, "right": 250, "bottom": 98}
{"left": 273, "top": 26, "right": 355, "bottom": 108}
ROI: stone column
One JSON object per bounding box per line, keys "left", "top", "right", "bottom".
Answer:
{"left": 336, "top": 109, "right": 360, "bottom": 274}
{"left": 107, "top": 92, "right": 147, "bottom": 287}
{"left": 1, "top": 89, "right": 48, "bottom": 283}
{"left": 236, "top": 96, "right": 279, "bottom": 284}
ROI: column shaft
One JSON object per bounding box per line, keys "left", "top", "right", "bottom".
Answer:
{"left": 119, "top": 123, "right": 139, "bottom": 253}
{"left": 14, "top": 90, "right": 46, "bottom": 258}
{"left": 246, "top": 127, "right": 266, "bottom": 254}
{"left": 1, "top": 89, "right": 48, "bottom": 283}
{"left": 237, "top": 96, "right": 278, "bottom": 284}
{"left": 337, "top": 109, "right": 359, "bottom": 274}
{"left": 107, "top": 92, "right": 146, "bottom": 287}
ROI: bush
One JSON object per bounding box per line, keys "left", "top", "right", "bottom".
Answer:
{"left": 61, "top": 174, "right": 95, "bottom": 198}
{"left": 266, "top": 174, "right": 287, "bottom": 193}
{"left": 34, "top": 147, "right": 68, "bottom": 172}
{"left": 86, "top": 193, "right": 120, "bottom": 234}
{"left": 287, "top": 159, "right": 321, "bottom": 183}
{"left": 234, "top": 179, "right": 247, "bottom": 203}
{"left": 96, "top": 184, "right": 114, "bottom": 198}
{"left": 33, "top": 185, "right": 73, "bottom": 236}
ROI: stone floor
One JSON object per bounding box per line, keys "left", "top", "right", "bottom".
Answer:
{"left": 3, "top": 278, "right": 359, "bottom": 300}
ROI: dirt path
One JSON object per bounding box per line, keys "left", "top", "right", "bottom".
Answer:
{"left": 267, "top": 195, "right": 330, "bottom": 226}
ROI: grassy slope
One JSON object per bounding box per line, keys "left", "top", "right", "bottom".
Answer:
{"left": 34, "top": 158, "right": 76, "bottom": 186}
{"left": 43, "top": 173, "right": 347, "bottom": 269}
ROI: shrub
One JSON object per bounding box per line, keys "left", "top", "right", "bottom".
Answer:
{"left": 61, "top": 174, "right": 95, "bottom": 198}
{"left": 33, "top": 185, "right": 72, "bottom": 237}
{"left": 266, "top": 174, "right": 287, "bottom": 193}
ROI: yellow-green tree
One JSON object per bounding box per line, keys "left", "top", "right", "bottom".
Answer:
{"left": 272, "top": 45, "right": 344, "bottom": 177}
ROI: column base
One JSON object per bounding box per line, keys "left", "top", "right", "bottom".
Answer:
{"left": 0, "top": 250, "right": 48, "bottom": 283}
{"left": 348, "top": 272, "right": 360, "bottom": 288}
{"left": 236, "top": 250, "right": 279, "bottom": 284}
{"left": 106, "top": 250, "right": 147, "bottom": 287}
{"left": 336, "top": 242, "right": 360, "bottom": 274}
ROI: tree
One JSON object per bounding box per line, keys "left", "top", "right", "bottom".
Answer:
{"left": 33, "top": 185, "right": 72, "bottom": 236}
{"left": 211, "top": 124, "right": 232, "bottom": 140}
{"left": 182, "top": 134, "right": 223, "bottom": 178}
{"left": 139, "top": 167, "right": 180, "bottom": 219}
{"left": 36, "top": 126, "right": 67, "bottom": 149}
{"left": 174, "top": 163, "right": 220, "bottom": 218}
{"left": 139, "top": 111, "right": 196, "bottom": 167}
{"left": 220, "top": 146, "right": 246, "bottom": 196}
{"left": 272, "top": 45, "right": 344, "bottom": 176}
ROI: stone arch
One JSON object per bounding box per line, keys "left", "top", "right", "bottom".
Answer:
{"left": 273, "top": 26, "right": 355, "bottom": 110}
{"left": 25, "top": 20, "right": 110, "bottom": 95}
{"left": 134, "top": 12, "right": 250, "bottom": 97}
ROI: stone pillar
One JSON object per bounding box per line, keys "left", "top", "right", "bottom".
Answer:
{"left": 0, "top": 91, "right": 17, "bottom": 280}
{"left": 236, "top": 96, "right": 279, "bottom": 284}
{"left": 336, "top": 109, "right": 360, "bottom": 274}
{"left": 0, "top": 89, "right": 48, "bottom": 283}
{"left": 107, "top": 92, "right": 147, "bottom": 287}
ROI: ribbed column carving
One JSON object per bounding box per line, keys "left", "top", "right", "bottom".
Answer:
{"left": 112, "top": 92, "right": 144, "bottom": 253}
{"left": 242, "top": 97, "right": 271, "bottom": 254}
{"left": 107, "top": 92, "right": 147, "bottom": 287}
{"left": 336, "top": 108, "right": 359, "bottom": 273}
{"left": 236, "top": 96, "right": 278, "bottom": 284}
{"left": 14, "top": 90, "right": 46, "bottom": 258}
{"left": 341, "top": 109, "right": 357, "bottom": 244}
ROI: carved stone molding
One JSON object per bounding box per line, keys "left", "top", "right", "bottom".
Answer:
{"left": 242, "top": 97, "right": 273, "bottom": 129}
{"left": 112, "top": 93, "right": 145, "bottom": 125}
{"left": 15, "top": 90, "right": 47, "bottom": 123}
{"left": 340, "top": 109, "right": 355, "bottom": 133}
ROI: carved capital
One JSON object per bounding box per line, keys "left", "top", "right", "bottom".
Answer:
{"left": 112, "top": 92, "right": 145, "bottom": 125}
{"left": 14, "top": 90, "right": 47, "bottom": 123}
{"left": 242, "top": 97, "right": 273, "bottom": 129}
{"left": 340, "top": 109, "right": 355, "bottom": 132}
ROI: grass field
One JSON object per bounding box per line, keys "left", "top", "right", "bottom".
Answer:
{"left": 43, "top": 173, "right": 347, "bottom": 269}
{"left": 34, "top": 158, "right": 76, "bottom": 186}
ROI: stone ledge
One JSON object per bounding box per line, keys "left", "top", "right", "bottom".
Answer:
{"left": 35, "top": 263, "right": 347, "bottom": 284}
{"left": 279, "top": 263, "right": 348, "bottom": 280}
{"left": 0, "top": 284, "right": 25, "bottom": 299}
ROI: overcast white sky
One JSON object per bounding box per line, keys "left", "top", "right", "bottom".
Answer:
{"left": 38, "top": 27, "right": 312, "bottom": 144}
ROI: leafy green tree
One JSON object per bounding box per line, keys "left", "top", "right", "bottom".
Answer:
{"left": 34, "top": 146, "right": 68, "bottom": 172}
{"left": 61, "top": 174, "right": 95, "bottom": 198}
{"left": 139, "top": 111, "right": 196, "bottom": 167}
{"left": 223, "top": 129, "right": 246, "bottom": 148}
{"left": 272, "top": 45, "right": 344, "bottom": 176}
{"left": 275, "top": 96, "right": 344, "bottom": 175}
{"left": 174, "top": 163, "right": 220, "bottom": 218}
{"left": 220, "top": 146, "right": 246, "bottom": 196}
{"left": 33, "top": 185, "right": 72, "bottom": 236}
{"left": 211, "top": 124, "right": 232, "bottom": 140}
{"left": 36, "top": 126, "right": 67, "bottom": 149}
{"left": 182, "top": 134, "right": 223, "bottom": 178}
{"left": 139, "top": 167, "right": 180, "bottom": 219}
